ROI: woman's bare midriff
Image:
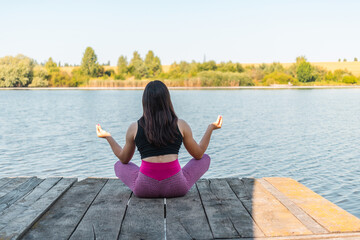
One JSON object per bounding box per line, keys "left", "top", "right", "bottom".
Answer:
{"left": 142, "top": 154, "right": 179, "bottom": 163}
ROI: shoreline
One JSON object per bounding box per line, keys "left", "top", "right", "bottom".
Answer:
{"left": 1, "top": 85, "right": 360, "bottom": 90}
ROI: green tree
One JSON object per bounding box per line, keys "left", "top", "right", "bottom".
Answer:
{"left": 343, "top": 58, "right": 347, "bottom": 62}
{"left": 81, "top": 47, "right": 102, "bottom": 77}
{"left": 117, "top": 55, "right": 128, "bottom": 74}
{"left": 144, "top": 50, "right": 162, "bottom": 77}
{"left": 168, "top": 61, "right": 190, "bottom": 79}
{"left": 45, "top": 57, "right": 59, "bottom": 74}
{"left": 354, "top": 57, "right": 358, "bottom": 62}
{"left": 129, "top": 51, "right": 141, "bottom": 65}
{"left": 128, "top": 51, "right": 148, "bottom": 79}
{"left": 291, "top": 56, "right": 316, "bottom": 83}
{"left": 198, "top": 60, "right": 217, "bottom": 71}
{"left": 325, "top": 71, "right": 334, "bottom": 82}
{"left": 0, "top": 55, "right": 34, "bottom": 87}
{"left": 296, "top": 56, "right": 307, "bottom": 63}
{"left": 29, "top": 65, "right": 49, "bottom": 87}
{"left": 297, "top": 61, "right": 315, "bottom": 82}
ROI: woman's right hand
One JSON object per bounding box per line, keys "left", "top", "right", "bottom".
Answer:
{"left": 211, "top": 115, "right": 223, "bottom": 130}
{"left": 96, "top": 124, "right": 111, "bottom": 138}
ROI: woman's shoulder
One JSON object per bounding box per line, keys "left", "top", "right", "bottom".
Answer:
{"left": 129, "top": 121, "right": 138, "bottom": 129}
{"left": 178, "top": 118, "right": 189, "bottom": 128}
{"left": 127, "top": 122, "right": 138, "bottom": 139}
{"left": 177, "top": 118, "right": 184, "bottom": 127}
{"left": 177, "top": 119, "right": 190, "bottom": 137}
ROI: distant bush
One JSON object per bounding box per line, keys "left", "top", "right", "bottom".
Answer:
{"left": 198, "top": 61, "right": 217, "bottom": 72}
{"left": 258, "top": 62, "right": 285, "bottom": 75}
{"left": 197, "top": 71, "right": 254, "bottom": 86}
{"left": 263, "top": 71, "right": 297, "bottom": 85}
{"left": 29, "top": 77, "right": 48, "bottom": 87}
{"left": 217, "top": 61, "right": 244, "bottom": 73}
{"left": 167, "top": 61, "right": 198, "bottom": 79}
{"left": 114, "top": 74, "right": 126, "bottom": 80}
{"left": 325, "top": 69, "right": 352, "bottom": 82}
{"left": 70, "top": 68, "right": 88, "bottom": 86}
{"left": 342, "top": 75, "right": 358, "bottom": 84}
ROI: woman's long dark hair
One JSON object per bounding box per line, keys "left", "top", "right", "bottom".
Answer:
{"left": 139, "top": 80, "right": 179, "bottom": 147}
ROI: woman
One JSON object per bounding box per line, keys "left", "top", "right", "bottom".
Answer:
{"left": 96, "top": 80, "right": 222, "bottom": 198}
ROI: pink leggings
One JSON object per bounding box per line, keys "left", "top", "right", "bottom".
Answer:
{"left": 114, "top": 154, "right": 210, "bottom": 198}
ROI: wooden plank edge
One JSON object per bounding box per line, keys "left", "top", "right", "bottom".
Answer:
{"left": 15, "top": 178, "right": 78, "bottom": 239}
{"left": 0, "top": 178, "right": 11, "bottom": 189}
{"left": 263, "top": 177, "right": 360, "bottom": 233}
{"left": 235, "top": 232, "right": 360, "bottom": 240}
{"left": 258, "top": 178, "right": 328, "bottom": 234}
{"left": 0, "top": 177, "right": 44, "bottom": 213}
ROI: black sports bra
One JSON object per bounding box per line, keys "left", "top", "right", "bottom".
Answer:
{"left": 134, "top": 120, "right": 183, "bottom": 159}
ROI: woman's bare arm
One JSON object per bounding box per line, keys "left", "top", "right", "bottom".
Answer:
{"left": 180, "top": 116, "right": 222, "bottom": 160}
{"left": 96, "top": 123, "right": 136, "bottom": 164}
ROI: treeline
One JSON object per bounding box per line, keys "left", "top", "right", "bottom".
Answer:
{"left": 0, "top": 47, "right": 359, "bottom": 87}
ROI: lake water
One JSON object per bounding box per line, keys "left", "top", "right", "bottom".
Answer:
{"left": 0, "top": 89, "right": 359, "bottom": 218}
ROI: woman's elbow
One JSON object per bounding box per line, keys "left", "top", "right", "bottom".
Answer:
{"left": 194, "top": 153, "right": 204, "bottom": 160}
{"left": 118, "top": 156, "right": 130, "bottom": 164}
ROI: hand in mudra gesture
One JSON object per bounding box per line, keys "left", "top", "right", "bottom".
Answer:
{"left": 212, "top": 115, "right": 223, "bottom": 129}
{"left": 96, "top": 124, "right": 111, "bottom": 138}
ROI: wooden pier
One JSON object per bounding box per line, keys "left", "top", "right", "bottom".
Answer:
{"left": 0, "top": 177, "right": 359, "bottom": 240}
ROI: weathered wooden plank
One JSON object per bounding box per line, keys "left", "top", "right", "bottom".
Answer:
{"left": 0, "top": 178, "right": 11, "bottom": 188}
{"left": 166, "top": 185, "right": 213, "bottom": 240}
{"left": 0, "top": 178, "right": 76, "bottom": 240}
{"left": 69, "top": 179, "right": 132, "bottom": 240}
{"left": 196, "top": 178, "right": 264, "bottom": 239}
{"left": 258, "top": 178, "right": 328, "bottom": 234}
{"left": 230, "top": 178, "right": 312, "bottom": 237}
{"left": 22, "top": 178, "right": 106, "bottom": 240}
{"left": 264, "top": 177, "right": 360, "bottom": 233}
{"left": 0, "top": 177, "right": 43, "bottom": 213}
{"left": 118, "top": 195, "right": 164, "bottom": 240}
{"left": 0, "top": 177, "right": 62, "bottom": 230}
{"left": 0, "top": 178, "right": 29, "bottom": 198}
{"left": 196, "top": 179, "right": 237, "bottom": 239}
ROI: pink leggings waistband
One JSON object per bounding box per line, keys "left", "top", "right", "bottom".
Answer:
{"left": 139, "top": 159, "right": 181, "bottom": 181}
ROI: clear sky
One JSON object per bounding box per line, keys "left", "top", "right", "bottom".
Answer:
{"left": 1, "top": 0, "right": 359, "bottom": 65}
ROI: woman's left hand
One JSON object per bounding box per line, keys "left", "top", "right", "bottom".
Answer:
{"left": 96, "top": 124, "right": 111, "bottom": 138}
{"left": 212, "top": 115, "right": 223, "bottom": 129}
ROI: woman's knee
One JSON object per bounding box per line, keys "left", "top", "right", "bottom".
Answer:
{"left": 114, "top": 161, "right": 133, "bottom": 177}
{"left": 202, "top": 153, "right": 210, "bottom": 161}
{"left": 114, "top": 161, "right": 122, "bottom": 178}
{"left": 201, "top": 154, "right": 211, "bottom": 170}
